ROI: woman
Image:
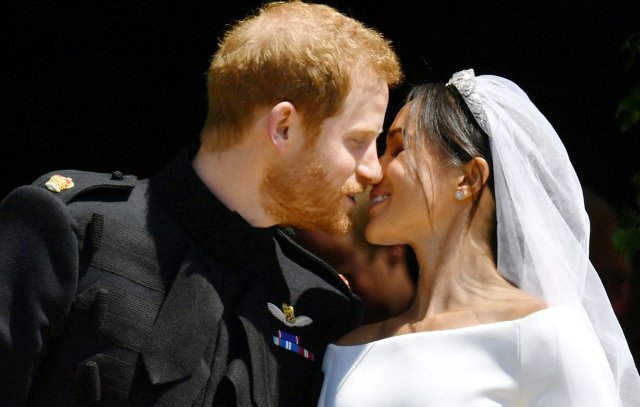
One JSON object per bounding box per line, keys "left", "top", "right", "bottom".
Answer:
{"left": 317, "top": 70, "right": 640, "bottom": 406}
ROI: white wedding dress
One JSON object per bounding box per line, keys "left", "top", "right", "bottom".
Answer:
{"left": 318, "top": 306, "right": 621, "bottom": 406}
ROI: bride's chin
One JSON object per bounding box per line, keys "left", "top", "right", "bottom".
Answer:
{"left": 364, "top": 223, "right": 384, "bottom": 245}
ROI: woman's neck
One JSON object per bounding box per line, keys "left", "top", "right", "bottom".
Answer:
{"left": 412, "top": 231, "right": 507, "bottom": 313}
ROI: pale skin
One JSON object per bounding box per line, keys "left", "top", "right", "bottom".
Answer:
{"left": 192, "top": 69, "right": 388, "bottom": 229}
{"left": 339, "top": 104, "right": 547, "bottom": 345}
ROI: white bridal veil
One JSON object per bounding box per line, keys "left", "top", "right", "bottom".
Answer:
{"left": 448, "top": 69, "right": 640, "bottom": 406}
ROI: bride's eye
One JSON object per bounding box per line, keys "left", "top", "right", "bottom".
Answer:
{"left": 389, "top": 147, "right": 403, "bottom": 158}
{"left": 386, "top": 140, "right": 404, "bottom": 158}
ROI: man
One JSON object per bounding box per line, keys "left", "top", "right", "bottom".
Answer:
{"left": 0, "top": 2, "right": 402, "bottom": 406}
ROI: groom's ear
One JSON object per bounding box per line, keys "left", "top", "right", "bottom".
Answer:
{"left": 459, "top": 157, "right": 490, "bottom": 199}
{"left": 267, "top": 101, "right": 297, "bottom": 153}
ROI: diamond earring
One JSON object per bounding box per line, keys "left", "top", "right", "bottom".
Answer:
{"left": 455, "top": 190, "right": 464, "bottom": 201}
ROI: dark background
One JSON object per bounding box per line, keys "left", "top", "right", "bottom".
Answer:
{"left": 3, "top": 0, "right": 640, "bottom": 211}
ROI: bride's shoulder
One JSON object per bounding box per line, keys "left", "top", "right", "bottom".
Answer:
{"left": 489, "top": 289, "right": 548, "bottom": 323}
{"left": 335, "top": 321, "right": 385, "bottom": 346}
{"left": 335, "top": 318, "right": 405, "bottom": 346}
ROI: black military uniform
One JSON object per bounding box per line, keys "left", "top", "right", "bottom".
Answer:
{"left": 0, "top": 145, "right": 361, "bottom": 406}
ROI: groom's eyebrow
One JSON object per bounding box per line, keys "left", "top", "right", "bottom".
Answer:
{"left": 346, "top": 129, "right": 381, "bottom": 138}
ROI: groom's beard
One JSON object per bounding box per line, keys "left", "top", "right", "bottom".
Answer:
{"left": 260, "top": 150, "right": 363, "bottom": 234}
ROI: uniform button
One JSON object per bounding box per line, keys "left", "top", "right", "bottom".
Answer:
{"left": 111, "top": 170, "right": 124, "bottom": 180}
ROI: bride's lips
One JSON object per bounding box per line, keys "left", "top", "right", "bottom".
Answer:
{"left": 369, "top": 187, "right": 390, "bottom": 211}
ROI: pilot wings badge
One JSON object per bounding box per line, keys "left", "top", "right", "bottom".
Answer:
{"left": 267, "top": 302, "right": 313, "bottom": 328}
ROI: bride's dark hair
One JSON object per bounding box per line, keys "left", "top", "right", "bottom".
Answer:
{"left": 402, "top": 82, "right": 496, "bottom": 258}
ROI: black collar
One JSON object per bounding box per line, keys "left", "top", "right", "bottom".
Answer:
{"left": 149, "top": 145, "right": 274, "bottom": 263}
